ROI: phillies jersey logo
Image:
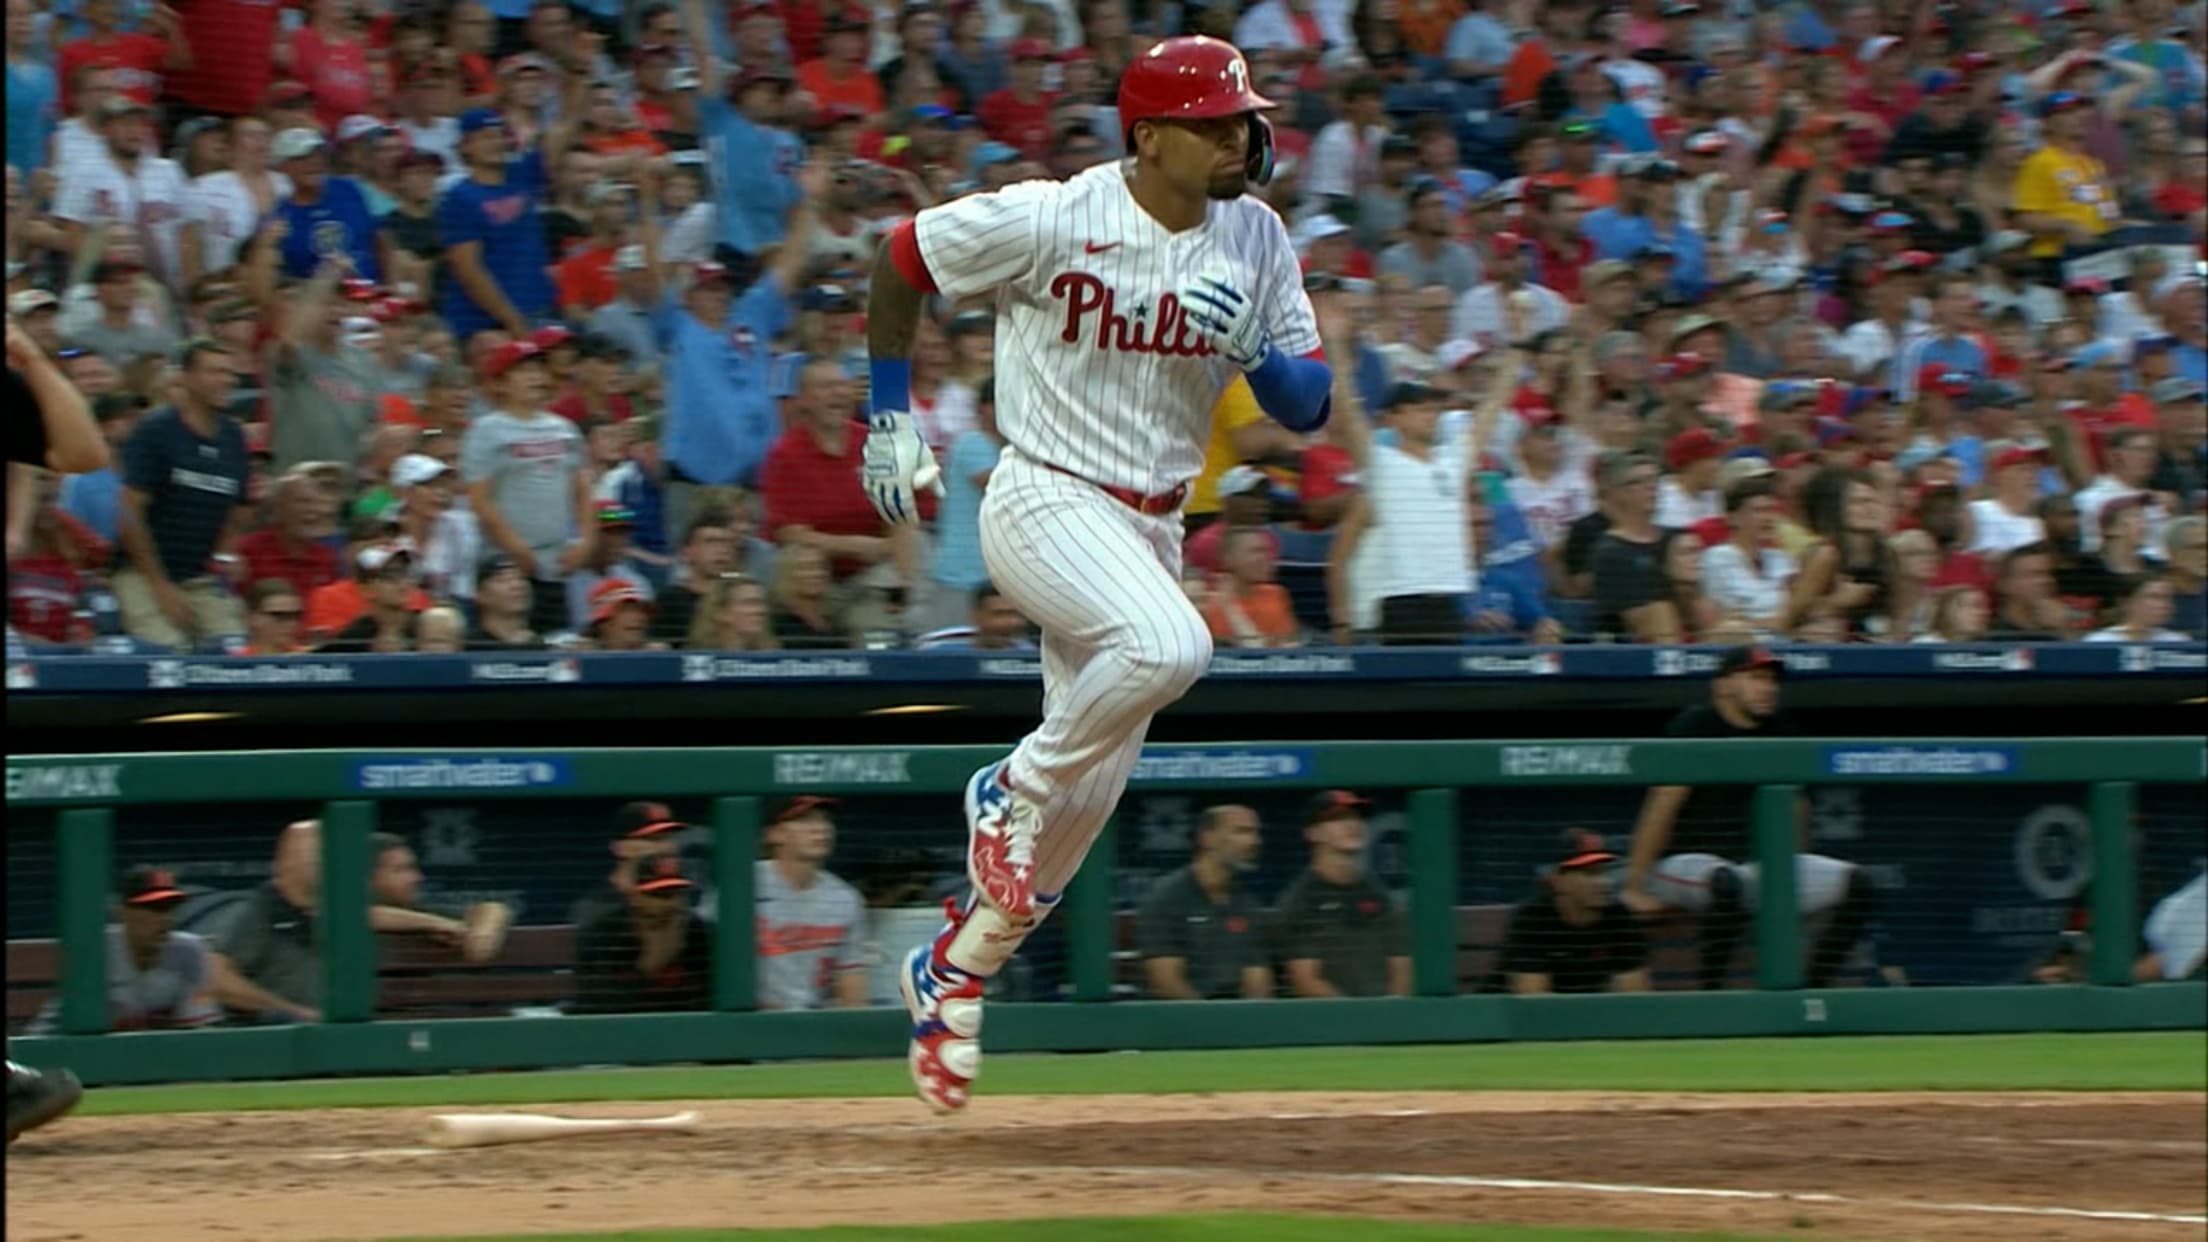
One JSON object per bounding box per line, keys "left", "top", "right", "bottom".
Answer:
{"left": 1049, "top": 272, "right": 1215, "bottom": 358}
{"left": 729, "top": 325, "right": 756, "bottom": 353}
{"left": 480, "top": 194, "right": 530, "bottom": 225}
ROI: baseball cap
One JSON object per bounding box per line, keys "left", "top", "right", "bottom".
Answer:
{"left": 574, "top": 332, "right": 629, "bottom": 362}
{"left": 530, "top": 325, "right": 576, "bottom": 353}
{"left": 614, "top": 801, "right": 686, "bottom": 838}
{"left": 2133, "top": 333, "right": 2178, "bottom": 357}
{"left": 1915, "top": 365, "right": 1975, "bottom": 399}
{"left": 633, "top": 854, "right": 695, "bottom": 895}
{"left": 1991, "top": 445, "right": 2048, "bottom": 472}
{"left": 1964, "top": 380, "right": 2026, "bottom": 410}
{"left": 1669, "top": 314, "right": 1726, "bottom": 347}
{"left": 2151, "top": 377, "right": 2207, "bottom": 404}
{"left": 1008, "top": 36, "right": 1052, "bottom": 60}
{"left": 1554, "top": 828, "right": 1617, "bottom": 872}
{"left": 98, "top": 95, "right": 151, "bottom": 120}
{"left": 477, "top": 551, "right": 526, "bottom": 582}
{"left": 1217, "top": 464, "right": 1271, "bottom": 497}
{"left": 397, "top": 148, "right": 445, "bottom": 172}
{"left": 1306, "top": 790, "right": 1371, "bottom": 824}
{"left": 1296, "top": 214, "right": 1352, "bottom": 248}
{"left": 7, "top": 289, "right": 58, "bottom": 316}
{"left": 1657, "top": 351, "right": 1712, "bottom": 379}
{"left": 801, "top": 283, "right": 856, "bottom": 312}
{"left": 355, "top": 541, "right": 414, "bottom": 575}
{"left": 1583, "top": 259, "right": 1635, "bottom": 288}
{"left": 1843, "top": 385, "right": 1891, "bottom": 418}
{"left": 588, "top": 578, "right": 652, "bottom": 624}
{"left": 336, "top": 114, "right": 392, "bottom": 144}
{"left": 773, "top": 794, "right": 841, "bottom": 824}
{"left": 1683, "top": 129, "right": 1728, "bottom": 156}
{"left": 272, "top": 127, "right": 326, "bottom": 162}
{"left": 2038, "top": 91, "right": 2090, "bottom": 118}
{"left": 121, "top": 865, "right": 188, "bottom": 909}
{"left": 480, "top": 339, "right": 546, "bottom": 379}
{"left": 390, "top": 453, "right": 453, "bottom": 489}
{"left": 1717, "top": 644, "right": 1783, "bottom": 678}
{"left": 1868, "top": 210, "right": 1913, "bottom": 234}
{"left": 458, "top": 107, "right": 506, "bottom": 136}
{"left": 497, "top": 52, "right": 554, "bottom": 77}
{"left": 1665, "top": 427, "right": 1725, "bottom": 470}
{"left": 1859, "top": 35, "right": 1902, "bottom": 62}
{"left": 690, "top": 260, "right": 738, "bottom": 288}
{"left": 1436, "top": 337, "right": 1487, "bottom": 371}
{"left": 1382, "top": 379, "right": 1445, "bottom": 410}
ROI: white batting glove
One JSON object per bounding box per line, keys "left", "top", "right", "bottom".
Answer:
{"left": 862, "top": 410, "right": 944, "bottom": 527}
{"left": 1175, "top": 269, "right": 1270, "bottom": 371}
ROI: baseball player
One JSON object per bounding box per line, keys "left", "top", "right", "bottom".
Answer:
{"left": 1619, "top": 644, "right": 1876, "bottom": 990}
{"left": 861, "top": 36, "right": 1332, "bottom": 1113}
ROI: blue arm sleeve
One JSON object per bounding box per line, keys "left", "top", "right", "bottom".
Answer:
{"left": 1246, "top": 348, "right": 1333, "bottom": 433}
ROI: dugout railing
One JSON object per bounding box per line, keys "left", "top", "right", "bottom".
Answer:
{"left": 7, "top": 740, "right": 2205, "bottom": 1086}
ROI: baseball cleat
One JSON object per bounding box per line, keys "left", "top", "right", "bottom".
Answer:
{"left": 6, "top": 1062, "right": 83, "bottom": 1144}
{"left": 965, "top": 760, "right": 1041, "bottom": 920}
{"left": 899, "top": 905, "right": 985, "bottom": 1114}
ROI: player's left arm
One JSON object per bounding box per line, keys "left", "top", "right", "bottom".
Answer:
{"left": 1177, "top": 213, "right": 1332, "bottom": 433}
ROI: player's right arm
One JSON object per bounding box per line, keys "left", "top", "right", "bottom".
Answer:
{"left": 864, "top": 183, "right": 1049, "bottom": 526}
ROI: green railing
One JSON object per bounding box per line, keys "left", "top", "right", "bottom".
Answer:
{"left": 8, "top": 739, "right": 2205, "bottom": 1086}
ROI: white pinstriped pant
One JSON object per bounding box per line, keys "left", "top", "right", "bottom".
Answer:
{"left": 979, "top": 448, "right": 1214, "bottom": 898}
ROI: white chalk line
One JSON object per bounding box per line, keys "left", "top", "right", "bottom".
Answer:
{"left": 948, "top": 1163, "right": 2207, "bottom": 1227}
{"left": 302, "top": 1147, "right": 451, "bottom": 1162}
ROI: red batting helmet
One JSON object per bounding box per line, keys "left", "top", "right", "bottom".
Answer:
{"left": 1117, "top": 36, "right": 1278, "bottom": 185}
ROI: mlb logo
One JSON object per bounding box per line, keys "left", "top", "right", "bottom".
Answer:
{"left": 548, "top": 658, "right": 581, "bottom": 684}
{"left": 5, "top": 663, "right": 34, "bottom": 691}
{"left": 682, "top": 654, "right": 715, "bottom": 683}
{"left": 1531, "top": 652, "right": 1561, "bottom": 676}
{"left": 1653, "top": 649, "right": 1686, "bottom": 677}
{"left": 149, "top": 660, "right": 186, "bottom": 689}
{"left": 2000, "top": 648, "right": 2034, "bottom": 672}
{"left": 2120, "top": 646, "right": 2152, "bottom": 673}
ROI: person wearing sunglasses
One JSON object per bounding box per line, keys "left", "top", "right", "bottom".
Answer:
{"left": 238, "top": 578, "right": 307, "bottom": 655}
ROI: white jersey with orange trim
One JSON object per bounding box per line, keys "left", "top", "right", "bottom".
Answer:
{"left": 911, "top": 160, "right": 1320, "bottom": 496}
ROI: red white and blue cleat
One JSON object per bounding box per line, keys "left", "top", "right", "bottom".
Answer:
{"left": 964, "top": 760, "right": 1041, "bottom": 921}
{"left": 900, "top": 900, "right": 985, "bottom": 1114}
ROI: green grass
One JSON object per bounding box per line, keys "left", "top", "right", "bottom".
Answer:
{"left": 384, "top": 1218, "right": 1787, "bottom": 1242}
{"left": 78, "top": 1032, "right": 2205, "bottom": 1117}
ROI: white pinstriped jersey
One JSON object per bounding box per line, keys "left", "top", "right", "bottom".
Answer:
{"left": 912, "top": 161, "right": 1321, "bottom": 495}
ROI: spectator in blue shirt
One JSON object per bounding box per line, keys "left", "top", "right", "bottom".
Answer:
{"left": 1890, "top": 273, "right": 1989, "bottom": 402}
{"left": 1583, "top": 163, "right": 1703, "bottom": 301}
{"left": 683, "top": 0, "right": 804, "bottom": 261}
{"left": 1466, "top": 490, "right": 1562, "bottom": 644}
{"left": 271, "top": 128, "right": 382, "bottom": 284}
{"left": 436, "top": 108, "right": 556, "bottom": 342}
{"left": 5, "top": 0, "right": 59, "bottom": 177}
{"left": 636, "top": 153, "right": 821, "bottom": 548}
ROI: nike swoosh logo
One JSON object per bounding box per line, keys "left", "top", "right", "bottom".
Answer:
{"left": 1085, "top": 241, "right": 1121, "bottom": 254}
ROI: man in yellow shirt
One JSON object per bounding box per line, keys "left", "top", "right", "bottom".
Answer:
{"left": 2010, "top": 93, "right": 2120, "bottom": 261}
{"left": 1186, "top": 375, "right": 1302, "bottom": 532}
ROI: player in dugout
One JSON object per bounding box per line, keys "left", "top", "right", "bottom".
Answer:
{"left": 8, "top": 319, "right": 107, "bottom": 1142}
{"left": 1619, "top": 645, "right": 1877, "bottom": 990}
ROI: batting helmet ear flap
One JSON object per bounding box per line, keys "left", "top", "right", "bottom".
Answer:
{"left": 1246, "top": 112, "right": 1275, "bottom": 186}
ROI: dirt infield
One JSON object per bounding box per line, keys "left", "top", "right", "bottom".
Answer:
{"left": 7, "top": 1091, "right": 2203, "bottom": 1240}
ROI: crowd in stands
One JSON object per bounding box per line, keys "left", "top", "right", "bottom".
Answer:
{"left": 6, "top": 0, "right": 2206, "bottom": 654}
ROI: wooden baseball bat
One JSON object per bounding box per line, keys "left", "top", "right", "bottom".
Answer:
{"left": 425, "top": 1110, "right": 703, "bottom": 1149}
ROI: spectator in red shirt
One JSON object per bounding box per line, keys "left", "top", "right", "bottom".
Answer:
{"left": 1187, "top": 465, "right": 1283, "bottom": 573}
{"left": 283, "top": 0, "right": 376, "bottom": 131}
{"left": 977, "top": 39, "right": 1056, "bottom": 157}
{"left": 58, "top": 0, "right": 189, "bottom": 111}
{"left": 8, "top": 474, "right": 108, "bottom": 647}
{"left": 760, "top": 357, "right": 916, "bottom": 587}
{"left": 163, "top": 0, "right": 280, "bottom": 119}
{"left": 235, "top": 471, "right": 343, "bottom": 600}
{"left": 797, "top": 8, "right": 885, "bottom": 121}
{"left": 555, "top": 184, "right": 632, "bottom": 319}
{"left": 549, "top": 334, "right": 635, "bottom": 425}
